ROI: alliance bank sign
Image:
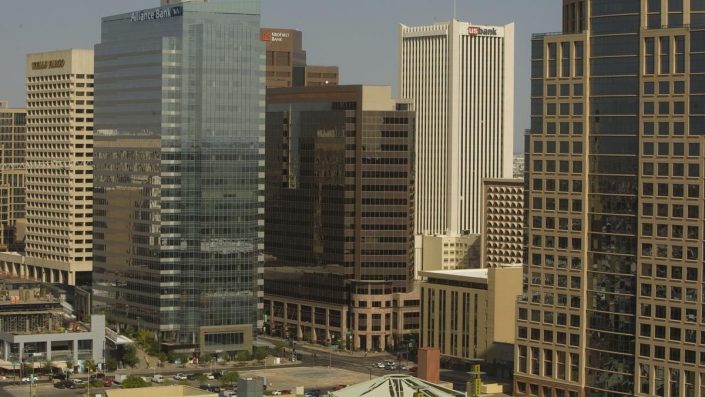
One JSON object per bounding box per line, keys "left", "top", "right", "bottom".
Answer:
{"left": 467, "top": 26, "right": 498, "bottom": 36}
{"left": 130, "top": 6, "right": 183, "bottom": 23}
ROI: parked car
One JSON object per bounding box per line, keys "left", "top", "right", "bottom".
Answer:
{"left": 206, "top": 373, "right": 215, "bottom": 380}
{"left": 187, "top": 373, "right": 199, "bottom": 380}
{"left": 103, "top": 378, "right": 114, "bottom": 387}
{"left": 71, "top": 379, "right": 85, "bottom": 386}
{"left": 376, "top": 362, "right": 385, "bottom": 368}
{"left": 173, "top": 373, "right": 187, "bottom": 380}
{"left": 52, "top": 372, "right": 67, "bottom": 380}
{"left": 152, "top": 374, "right": 165, "bottom": 383}
{"left": 270, "top": 390, "right": 282, "bottom": 396}
{"left": 208, "top": 385, "right": 221, "bottom": 393}
{"left": 21, "top": 375, "right": 38, "bottom": 383}
{"left": 55, "top": 379, "right": 76, "bottom": 389}
{"left": 212, "top": 371, "right": 223, "bottom": 379}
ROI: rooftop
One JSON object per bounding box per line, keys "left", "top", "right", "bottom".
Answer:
{"left": 330, "top": 374, "right": 466, "bottom": 397}
{"left": 420, "top": 264, "right": 523, "bottom": 283}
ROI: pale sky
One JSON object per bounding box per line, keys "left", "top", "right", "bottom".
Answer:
{"left": 0, "top": 0, "right": 561, "bottom": 152}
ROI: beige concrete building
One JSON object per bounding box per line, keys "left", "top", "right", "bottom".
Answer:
{"left": 481, "top": 178, "right": 524, "bottom": 268}
{"left": 106, "top": 385, "right": 216, "bottom": 397}
{"left": 418, "top": 234, "right": 481, "bottom": 272}
{"left": 0, "top": 49, "right": 95, "bottom": 286}
{"left": 420, "top": 265, "right": 522, "bottom": 379}
{"left": 0, "top": 102, "right": 26, "bottom": 252}
{"left": 419, "top": 266, "right": 522, "bottom": 380}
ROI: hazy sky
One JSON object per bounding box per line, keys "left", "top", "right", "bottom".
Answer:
{"left": 0, "top": 0, "right": 560, "bottom": 152}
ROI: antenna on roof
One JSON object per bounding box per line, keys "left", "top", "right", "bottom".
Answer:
{"left": 453, "top": 0, "right": 457, "bottom": 20}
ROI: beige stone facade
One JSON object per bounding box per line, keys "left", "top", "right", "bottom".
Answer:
{"left": 0, "top": 102, "right": 25, "bottom": 252}
{"left": 9, "top": 49, "right": 95, "bottom": 286}
{"left": 419, "top": 234, "right": 481, "bottom": 271}
{"left": 419, "top": 266, "right": 522, "bottom": 379}
{"left": 481, "top": 178, "right": 524, "bottom": 268}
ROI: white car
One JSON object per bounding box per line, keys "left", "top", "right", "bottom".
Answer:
{"left": 173, "top": 373, "right": 188, "bottom": 380}
{"left": 376, "top": 362, "right": 385, "bottom": 368}
{"left": 206, "top": 373, "right": 215, "bottom": 380}
{"left": 270, "top": 390, "right": 282, "bottom": 396}
{"left": 21, "top": 375, "right": 38, "bottom": 383}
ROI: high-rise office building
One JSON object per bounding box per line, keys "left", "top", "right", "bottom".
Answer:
{"left": 399, "top": 20, "right": 514, "bottom": 237}
{"left": 92, "top": 0, "right": 264, "bottom": 353}
{"left": 516, "top": 1, "right": 705, "bottom": 396}
{"left": 264, "top": 85, "right": 418, "bottom": 351}
{"left": 0, "top": 101, "right": 26, "bottom": 252}
{"left": 2, "top": 49, "right": 95, "bottom": 286}
{"left": 261, "top": 27, "right": 339, "bottom": 88}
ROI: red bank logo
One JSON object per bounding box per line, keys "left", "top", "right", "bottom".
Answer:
{"left": 467, "top": 26, "right": 498, "bottom": 36}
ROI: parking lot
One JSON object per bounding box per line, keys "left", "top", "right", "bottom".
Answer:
{"left": 0, "top": 366, "right": 372, "bottom": 397}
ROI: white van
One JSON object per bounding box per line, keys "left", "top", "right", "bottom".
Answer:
{"left": 152, "top": 374, "right": 165, "bottom": 383}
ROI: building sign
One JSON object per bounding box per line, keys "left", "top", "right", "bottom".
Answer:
{"left": 130, "top": 6, "right": 183, "bottom": 23}
{"left": 31, "top": 60, "right": 65, "bottom": 70}
{"left": 467, "top": 26, "right": 498, "bottom": 36}
{"left": 261, "top": 31, "right": 290, "bottom": 42}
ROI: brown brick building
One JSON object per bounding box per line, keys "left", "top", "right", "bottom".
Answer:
{"left": 261, "top": 27, "right": 339, "bottom": 88}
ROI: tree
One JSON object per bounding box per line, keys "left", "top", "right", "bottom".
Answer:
{"left": 136, "top": 329, "right": 159, "bottom": 355}
{"left": 253, "top": 347, "right": 268, "bottom": 361}
{"left": 84, "top": 358, "right": 98, "bottom": 373}
{"left": 122, "top": 345, "right": 139, "bottom": 368}
{"left": 122, "top": 375, "right": 150, "bottom": 388}
{"left": 105, "top": 357, "right": 118, "bottom": 371}
{"left": 236, "top": 350, "right": 251, "bottom": 362}
{"left": 220, "top": 371, "right": 239, "bottom": 387}
{"left": 41, "top": 359, "right": 53, "bottom": 374}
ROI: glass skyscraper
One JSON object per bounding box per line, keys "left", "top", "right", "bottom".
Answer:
{"left": 92, "top": 0, "right": 264, "bottom": 353}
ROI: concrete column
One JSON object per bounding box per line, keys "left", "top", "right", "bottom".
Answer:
{"left": 296, "top": 305, "right": 303, "bottom": 340}
{"left": 325, "top": 309, "right": 331, "bottom": 342}
{"left": 341, "top": 308, "right": 348, "bottom": 349}
{"left": 3, "top": 341, "right": 9, "bottom": 360}
{"left": 282, "top": 302, "right": 288, "bottom": 334}
{"left": 18, "top": 342, "right": 24, "bottom": 362}
{"left": 72, "top": 340, "right": 79, "bottom": 366}
{"left": 67, "top": 271, "right": 75, "bottom": 285}
{"left": 46, "top": 341, "right": 52, "bottom": 361}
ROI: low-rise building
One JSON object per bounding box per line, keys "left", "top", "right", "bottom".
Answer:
{"left": 106, "top": 385, "right": 216, "bottom": 397}
{"left": 330, "top": 374, "right": 466, "bottom": 397}
{"left": 0, "top": 281, "right": 105, "bottom": 370}
{"left": 264, "top": 265, "right": 419, "bottom": 352}
{"left": 419, "top": 266, "right": 522, "bottom": 380}
{"left": 417, "top": 234, "right": 482, "bottom": 272}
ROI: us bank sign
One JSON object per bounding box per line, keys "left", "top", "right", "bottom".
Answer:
{"left": 130, "top": 6, "right": 183, "bottom": 23}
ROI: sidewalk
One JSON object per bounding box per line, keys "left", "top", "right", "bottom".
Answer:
{"left": 258, "top": 336, "right": 392, "bottom": 359}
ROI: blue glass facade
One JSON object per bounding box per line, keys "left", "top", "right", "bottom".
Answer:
{"left": 93, "top": 0, "right": 264, "bottom": 352}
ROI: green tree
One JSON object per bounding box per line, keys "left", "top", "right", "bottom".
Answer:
{"left": 253, "top": 347, "right": 268, "bottom": 361}
{"left": 105, "top": 357, "right": 118, "bottom": 371}
{"left": 41, "top": 359, "right": 53, "bottom": 374}
{"left": 194, "top": 373, "right": 208, "bottom": 383}
{"left": 122, "top": 375, "right": 150, "bottom": 389}
{"left": 122, "top": 345, "right": 139, "bottom": 367}
{"left": 220, "top": 371, "right": 239, "bottom": 387}
{"left": 136, "top": 329, "right": 159, "bottom": 355}
{"left": 236, "top": 350, "right": 251, "bottom": 362}
{"left": 158, "top": 352, "right": 168, "bottom": 363}
{"left": 84, "top": 358, "right": 98, "bottom": 373}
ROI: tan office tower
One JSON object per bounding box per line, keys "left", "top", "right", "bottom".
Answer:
{"left": 0, "top": 101, "right": 26, "bottom": 251}
{"left": 516, "top": 1, "right": 705, "bottom": 397}
{"left": 261, "top": 27, "right": 339, "bottom": 88}
{"left": 481, "top": 178, "right": 523, "bottom": 268}
{"left": 399, "top": 20, "right": 514, "bottom": 237}
{"left": 23, "top": 49, "right": 94, "bottom": 285}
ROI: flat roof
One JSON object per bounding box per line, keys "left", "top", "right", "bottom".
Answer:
{"left": 420, "top": 265, "right": 523, "bottom": 283}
